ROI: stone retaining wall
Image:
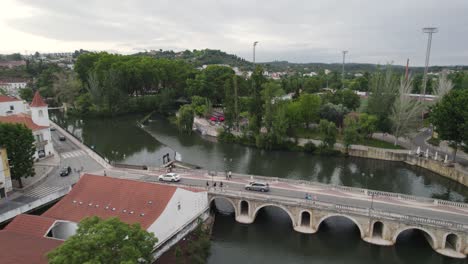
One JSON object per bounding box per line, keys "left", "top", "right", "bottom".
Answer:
{"left": 405, "top": 156, "right": 468, "bottom": 187}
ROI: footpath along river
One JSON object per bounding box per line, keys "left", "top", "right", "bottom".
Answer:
{"left": 51, "top": 112, "right": 468, "bottom": 264}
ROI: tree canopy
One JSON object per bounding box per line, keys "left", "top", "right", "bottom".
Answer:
{"left": 48, "top": 216, "right": 158, "bottom": 264}
{"left": 430, "top": 89, "right": 468, "bottom": 160}
{"left": 0, "top": 123, "right": 35, "bottom": 188}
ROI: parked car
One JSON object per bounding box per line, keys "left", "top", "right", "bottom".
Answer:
{"left": 59, "top": 135, "right": 66, "bottom": 141}
{"left": 245, "top": 181, "right": 270, "bottom": 192}
{"left": 50, "top": 127, "right": 57, "bottom": 131}
{"left": 60, "top": 167, "right": 71, "bottom": 177}
{"left": 38, "top": 150, "right": 46, "bottom": 158}
{"left": 158, "top": 173, "right": 181, "bottom": 182}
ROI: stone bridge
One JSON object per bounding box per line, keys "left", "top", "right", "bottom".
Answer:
{"left": 208, "top": 189, "right": 468, "bottom": 259}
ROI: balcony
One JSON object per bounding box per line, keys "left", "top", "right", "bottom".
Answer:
{"left": 35, "top": 140, "right": 48, "bottom": 148}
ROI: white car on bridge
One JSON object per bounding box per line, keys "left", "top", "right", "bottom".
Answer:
{"left": 158, "top": 173, "right": 181, "bottom": 182}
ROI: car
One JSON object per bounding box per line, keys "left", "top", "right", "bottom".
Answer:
{"left": 50, "top": 127, "right": 57, "bottom": 131}
{"left": 245, "top": 181, "right": 270, "bottom": 192}
{"left": 59, "top": 135, "right": 66, "bottom": 141}
{"left": 158, "top": 173, "right": 180, "bottom": 182}
{"left": 60, "top": 167, "right": 71, "bottom": 177}
{"left": 38, "top": 150, "right": 46, "bottom": 158}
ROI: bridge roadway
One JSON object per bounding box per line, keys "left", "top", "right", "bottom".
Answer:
{"left": 102, "top": 166, "right": 468, "bottom": 258}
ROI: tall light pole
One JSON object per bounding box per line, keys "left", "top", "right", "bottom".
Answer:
{"left": 253, "top": 41, "right": 259, "bottom": 65}
{"left": 342, "top": 50, "right": 348, "bottom": 89}
{"left": 421, "top": 27, "right": 438, "bottom": 99}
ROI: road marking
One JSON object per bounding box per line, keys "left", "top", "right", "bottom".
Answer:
{"left": 61, "top": 150, "right": 86, "bottom": 159}
{"left": 23, "top": 186, "right": 65, "bottom": 199}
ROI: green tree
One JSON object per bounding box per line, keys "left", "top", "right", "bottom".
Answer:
{"left": 319, "top": 119, "right": 337, "bottom": 149}
{"left": 343, "top": 115, "right": 360, "bottom": 152}
{"left": 357, "top": 113, "right": 378, "bottom": 138}
{"left": 367, "top": 66, "right": 398, "bottom": 132}
{"left": 298, "top": 94, "right": 322, "bottom": 127}
{"left": 47, "top": 216, "right": 158, "bottom": 264}
{"left": 261, "top": 82, "right": 284, "bottom": 133}
{"left": 319, "top": 103, "right": 349, "bottom": 128}
{"left": 19, "top": 87, "right": 34, "bottom": 102}
{"left": 390, "top": 77, "right": 424, "bottom": 145}
{"left": 430, "top": 89, "right": 468, "bottom": 161}
{"left": 177, "top": 105, "right": 195, "bottom": 134}
{"left": 0, "top": 123, "right": 35, "bottom": 188}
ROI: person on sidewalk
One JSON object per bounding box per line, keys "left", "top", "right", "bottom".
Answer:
{"left": 220, "top": 182, "right": 223, "bottom": 188}
{"left": 228, "top": 171, "right": 232, "bottom": 180}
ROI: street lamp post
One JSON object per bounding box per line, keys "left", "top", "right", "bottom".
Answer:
{"left": 253, "top": 41, "right": 259, "bottom": 65}
{"left": 421, "top": 27, "right": 438, "bottom": 99}
{"left": 342, "top": 50, "right": 348, "bottom": 89}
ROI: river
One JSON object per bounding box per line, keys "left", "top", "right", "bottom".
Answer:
{"left": 51, "top": 112, "right": 468, "bottom": 264}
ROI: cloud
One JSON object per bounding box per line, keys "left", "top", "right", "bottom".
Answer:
{"left": 1, "top": 0, "right": 468, "bottom": 65}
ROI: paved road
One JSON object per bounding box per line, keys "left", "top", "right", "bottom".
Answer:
{"left": 412, "top": 128, "right": 468, "bottom": 166}
{"left": 103, "top": 168, "right": 468, "bottom": 226}
{"left": 0, "top": 126, "right": 104, "bottom": 220}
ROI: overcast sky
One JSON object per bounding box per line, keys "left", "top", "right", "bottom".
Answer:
{"left": 1, "top": 0, "right": 467, "bottom": 65}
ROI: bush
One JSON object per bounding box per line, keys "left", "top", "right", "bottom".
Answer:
{"left": 303, "top": 142, "right": 317, "bottom": 153}
{"left": 218, "top": 130, "right": 237, "bottom": 143}
{"left": 427, "top": 137, "right": 440, "bottom": 147}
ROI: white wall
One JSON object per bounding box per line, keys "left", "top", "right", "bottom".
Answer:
{"left": 33, "top": 128, "right": 54, "bottom": 159}
{"left": 31, "top": 106, "right": 50, "bottom": 127}
{"left": 0, "top": 101, "right": 27, "bottom": 116}
{"left": 147, "top": 188, "right": 208, "bottom": 246}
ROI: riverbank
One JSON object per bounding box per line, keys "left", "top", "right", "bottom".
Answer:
{"left": 191, "top": 116, "right": 468, "bottom": 188}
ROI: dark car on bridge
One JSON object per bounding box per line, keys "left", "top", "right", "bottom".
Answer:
{"left": 245, "top": 182, "right": 270, "bottom": 192}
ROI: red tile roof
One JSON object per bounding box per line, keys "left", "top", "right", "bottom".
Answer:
{"left": 0, "top": 230, "right": 62, "bottom": 264}
{"left": 43, "top": 174, "right": 178, "bottom": 229}
{"left": 0, "top": 114, "right": 49, "bottom": 131}
{"left": 4, "top": 214, "right": 56, "bottom": 238}
{"left": 30, "top": 91, "right": 47, "bottom": 107}
{"left": 0, "top": 95, "right": 21, "bottom": 103}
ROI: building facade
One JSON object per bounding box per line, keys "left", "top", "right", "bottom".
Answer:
{"left": 0, "top": 148, "right": 13, "bottom": 199}
{"left": 0, "top": 92, "right": 54, "bottom": 159}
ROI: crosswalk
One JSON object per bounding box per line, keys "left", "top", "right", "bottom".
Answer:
{"left": 61, "top": 150, "right": 86, "bottom": 159}
{"left": 23, "top": 186, "right": 66, "bottom": 198}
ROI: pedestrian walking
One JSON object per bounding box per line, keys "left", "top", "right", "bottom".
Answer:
{"left": 220, "top": 182, "right": 223, "bottom": 188}
{"left": 228, "top": 171, "right": 232, "bottom": 179}
{"left": 104, "top": 170, "right": 107, "bottom": 176}
{"left": 206, "top": 181, "right": 209, "bottom": 187}
{"left": 213, "top": 182, "right": 217, "bottom": 188}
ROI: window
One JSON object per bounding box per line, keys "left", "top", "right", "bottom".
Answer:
{"left": 9, "top": 105, "right": 14, "bottom": 111}
{"left": 39, "top": 110, "right": 43, "bottom": 117}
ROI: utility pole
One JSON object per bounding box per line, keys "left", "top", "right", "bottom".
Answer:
{"left": 253, "top": 41, "right": 258, "bottom": 65}
{"left": 421, "top": 27, "right": 438, "bottom": 99}
{"left": 405, "top": 58, "right": 410, "bottom": 81}
{"left": 342, "top": 50, "right": 348, "bottom": 89}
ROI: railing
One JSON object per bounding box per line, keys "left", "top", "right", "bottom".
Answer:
{"left": 209, "top": 189, "right": 468, "bottom": 232}
{"left": 35, "top": 140, "right": 48, "bottom": 147}
{"left": 227, "top": 172, "right": 468, "bottom": 210}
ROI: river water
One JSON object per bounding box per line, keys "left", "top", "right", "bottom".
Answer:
{"left": 51, "top": 112, "right": 468, "bottom": 264}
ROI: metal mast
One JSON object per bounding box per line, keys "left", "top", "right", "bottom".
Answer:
{"left": 421, "top": 27, "right": 438, "bottom": 99}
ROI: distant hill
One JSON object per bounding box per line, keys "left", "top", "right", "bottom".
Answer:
{"left": 132, "top": 49, "right": 468, "bottom": 74}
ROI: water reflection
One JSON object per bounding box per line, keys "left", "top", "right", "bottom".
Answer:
{"left": 208, "top": 209, "right": 465, "bottom": 264}
{"left": 51, "top": 112, "right": 468, "bottom": 201}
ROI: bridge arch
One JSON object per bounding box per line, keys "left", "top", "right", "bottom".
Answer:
{"left": 443, "top": 233, "right": 460, "bottom": 251}
{"left": 392, "top": 226, "right": 437, "bottom": 249}
{"left": 209, "top": 196, "right": 237, "bottom": 215}
{"left": 316, "top": 214, "right": 364, "bottom": 238}
{"left": 252, "top": 203, "right": 296, "bottom": 226}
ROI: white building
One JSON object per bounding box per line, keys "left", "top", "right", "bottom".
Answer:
{"left": 0, "top": 92, "right": 54, "bottom": 159}
{"left": 0, "top": 95, "right": 28, "bottom": 115}
{"left": 0, "top": 174, "right": 209, "bottom": 263}
{"left": 0, "top": 80, "right": 28, "bottom": 97}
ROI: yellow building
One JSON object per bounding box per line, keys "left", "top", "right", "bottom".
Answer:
{"left": 0, "top": 148, "right": 12, "bottom": 199}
